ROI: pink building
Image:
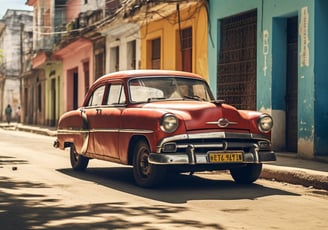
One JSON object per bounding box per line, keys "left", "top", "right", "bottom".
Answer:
{"left": 54, "top": 38, "right": 94, "bottom": 111}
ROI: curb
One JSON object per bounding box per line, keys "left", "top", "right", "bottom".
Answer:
{"left": 16, "top": 125, "right": 57, "bottom": 137}
{"left": 261, "top": 164, "right": 328, "bottom": 190}
{"left": 0, "top": 123, "right": 57, "bottom": 137}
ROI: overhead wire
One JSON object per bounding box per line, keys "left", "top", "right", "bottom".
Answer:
{"left": 31, "top": 0, "right": 205, "bottom": 38}
{"left": 33, "top": 0, "right": 130, "bottom": 35}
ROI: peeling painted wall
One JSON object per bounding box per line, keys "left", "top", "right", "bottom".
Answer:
{"left": 313, "top": 0, "right": 328, "bottom": 156}
{"left": 0, "top": 10, "right": 33, "bottom": 121}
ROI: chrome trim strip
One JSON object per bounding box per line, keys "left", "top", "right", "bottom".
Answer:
{"left": 158, "top": 134, "right": 189, "bottom": 144}
{"left": 57, "top": 129, "right": 89, "bottom": 134}
{"left": 89, "top": 129, "right": 119, "bottom": 133}
{"left": 119, "top": 129, "right": 154, "bottom": 134}
{"left": 156, "top": 132, "right": 270, "bottom": 153}
{"left": 176, "top": 143, "right": 225, "bottom": 149}
{"left": 189, "top": 132, "right": 226, "bottom": 139}
{"left": 189, "top": 132, "right": 269, "bottom": 140}
{"left": 57, "top": 128, "right": 154, "bottom": 135}
{"left": 157, "top": 131, "right": 268, "bottom": 148}
{"left": 206, "top": 118, "right": 238, "bottom": 128}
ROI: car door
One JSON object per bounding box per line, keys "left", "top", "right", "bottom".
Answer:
{"left": 82, "top": 84, "right": 106, "bottom": 155}
{"left": 87, "top": 83, "right": 126, "bottom": 159}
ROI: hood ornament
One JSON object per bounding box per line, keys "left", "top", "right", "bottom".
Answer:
{"left": 206, "top": 118, "right": 238, "bottom": 128}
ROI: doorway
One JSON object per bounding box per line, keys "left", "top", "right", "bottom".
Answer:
{"left": 218, "top": 10, "right": 257, "bottom": 110}
{"left": 73, "top": 72, "right": 78, "bottom": 110}
{"left": 51, "top": 78, "right": 56, "bottom": 126}
{"left": 67, "top": 68, "right": 79, "bottom": 110}
{"left": 285, "top": 16, "right": 298, "bottom": 152}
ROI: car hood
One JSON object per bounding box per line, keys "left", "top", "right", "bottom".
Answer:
{"left": 142, "top": 101, "right": 250, "bottom": 131}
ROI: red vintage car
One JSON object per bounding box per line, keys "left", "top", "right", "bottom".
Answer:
{"left": 54, "top": 70, "right": 275, "bottom": 187}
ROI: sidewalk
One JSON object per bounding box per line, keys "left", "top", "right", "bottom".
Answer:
{"left": 1, "top": 122, "right": 328, "bottom": 190}
{"left": 262, "top": 153, "right": 328, "bottom": 190}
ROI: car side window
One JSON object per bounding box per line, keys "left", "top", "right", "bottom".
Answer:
{"left": 88, "top": 85, "right": 105, "bottom": 106}
{"left": 107, "top": 84, "right": 126, "bottom": 105}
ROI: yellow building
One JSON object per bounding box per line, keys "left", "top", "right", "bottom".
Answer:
{"left": 139, "top": 1, "right": 208, "bottom": 81}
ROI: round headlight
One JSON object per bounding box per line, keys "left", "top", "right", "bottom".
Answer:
{"left": 257, "top": 114, "right": 273, "bottom": 133}
{"left": 160, "top": 114, "right": 179, "bottom": 133}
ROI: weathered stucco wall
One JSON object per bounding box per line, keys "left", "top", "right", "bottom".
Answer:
{"left": 0, "top": 10, "right": 33, "bottom": 121}
{"left": 208, "top": 0, "right": 324, "bottom": 158}
{"left": 55, "top": 39, "right": 93, "bottom": 112}
{"left": 314, "top": 0, "right": 328, "bottom": 156}
{"left": 140, "top": 2, "right": 208, "bottom": 80}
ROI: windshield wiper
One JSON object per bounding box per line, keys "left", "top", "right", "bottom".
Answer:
{"left": 147, "top": 97, "right": 166, "bottom": 102}
{"left": 183, "top": 95, "right": 203, "bottom": 101}
{"left": 211, "top": 99, "right": 225, "bottom": 104}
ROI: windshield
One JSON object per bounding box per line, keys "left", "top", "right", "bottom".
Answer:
{"left": 129, "top": 76, "right": 214, "bottom": 103}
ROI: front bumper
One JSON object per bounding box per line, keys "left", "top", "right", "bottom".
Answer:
{"left": 149, "top": 131, "right": 276, "bottom": 165}
{"left": 149, "top": 149, "right": 276, "bottom": 165}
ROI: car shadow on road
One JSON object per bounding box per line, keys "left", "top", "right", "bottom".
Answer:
{"left": 0, "top": 175, "right": 224, "bottom": 230}
{"left": 57, "top": 166, "right": 300, "bottom": 203}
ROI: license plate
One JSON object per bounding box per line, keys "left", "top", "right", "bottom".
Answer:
{"left": 208, "top": 151, "right": 243, "bottom": 163}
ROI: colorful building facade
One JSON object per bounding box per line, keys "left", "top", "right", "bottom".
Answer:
{"left": 208, "top": 0, "right": 328, "bottom": 158}
{"left": 139, "top": 1, "right": 208, "bottom": 79}
{"left": 0, "top": 10, "right": 33, "bottom": 122}
{"left": 26, "top": 0, "right": 63, "bottom": 126}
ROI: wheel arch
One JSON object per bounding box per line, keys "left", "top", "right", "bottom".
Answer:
{"left": 64, "top": 142, "right": 73, "bottom": 149}
{"left": 128, "top": 135, "right": 150, "bottom": 165}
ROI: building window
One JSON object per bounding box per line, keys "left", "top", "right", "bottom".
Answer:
{"left": 127, "top": 40, "right": 136, "bottom": 70}
{"left": 110, "top": 46, "right": 120, "bottom": 72}
{"left": 151, "top": 38, "right": 161, "bottom": 69}
{"left": 83, "top": 61, "right": 90, "bottom": 94}
{"left": 95, "top": 52, "right": 105, "bottom": 79}
{"left": 94, "top": 37, "right": 105, "bottom": 79}
{"left": 181, "top": 27, "right": 192, "bottom": 72}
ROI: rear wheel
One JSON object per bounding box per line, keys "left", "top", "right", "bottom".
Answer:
{"left": 230, "top": 163, "right": 262, "bottom": 184}
{"left": 70, "top": 145, "right": 89, "bottom": 171}
{"left": 133, "top": 140, "right": 166, "bottom": 188}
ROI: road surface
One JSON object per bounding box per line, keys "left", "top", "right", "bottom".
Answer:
{"left": 0, "top": 129, "right": 327, "bottom": 229}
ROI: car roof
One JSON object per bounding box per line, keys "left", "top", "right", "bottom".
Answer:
{"left": 94, "top": 70, "right": 204, "bottom": 84}
{"left": 84, "top": 70, "right": 210, "bottom": 106}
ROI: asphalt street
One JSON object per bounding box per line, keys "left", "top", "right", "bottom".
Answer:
{"left": 1, "top": 122, "right": 328, "bottom": 190}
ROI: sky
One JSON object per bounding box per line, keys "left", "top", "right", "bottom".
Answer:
{"left": 0, "top": 0, "right": 32, "bottom": 19}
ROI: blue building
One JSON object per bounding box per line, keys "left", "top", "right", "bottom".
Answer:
{"left": 208, "top": 0, "right": 328, "bottom": 159}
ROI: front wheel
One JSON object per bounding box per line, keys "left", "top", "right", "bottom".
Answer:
{"left": 70, "top": 145, "right": 89, "bottom": 171}
{"left": 230, "top": 163, "right": 262, "bottom": 184}
{"left": 133, "top": 140, "right": 167, "bottom": 188}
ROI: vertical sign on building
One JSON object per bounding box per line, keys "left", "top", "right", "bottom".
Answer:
{"left": 263, "top": 30, "right": 269, "bottom": 76}
{"left": 299, "top": 6, "right": 309, "bottom": 67}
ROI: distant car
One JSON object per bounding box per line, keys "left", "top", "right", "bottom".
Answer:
{"left": 54, "top": 70, "right": 275, "bottom": 188}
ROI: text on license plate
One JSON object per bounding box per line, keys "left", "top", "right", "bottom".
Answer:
{"left": 209, "top": 152, "right": 243, "bottom": 163}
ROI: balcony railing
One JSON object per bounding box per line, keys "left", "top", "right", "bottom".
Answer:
{"left": 35, "top": 36, "right": 54, "bottom": 51}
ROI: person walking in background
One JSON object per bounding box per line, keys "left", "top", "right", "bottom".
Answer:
{"left": 5, "top": 104, "right": 12, "bottom": 124}
{"left": 16, "top": 106, "right": 21, "bottom": 123}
